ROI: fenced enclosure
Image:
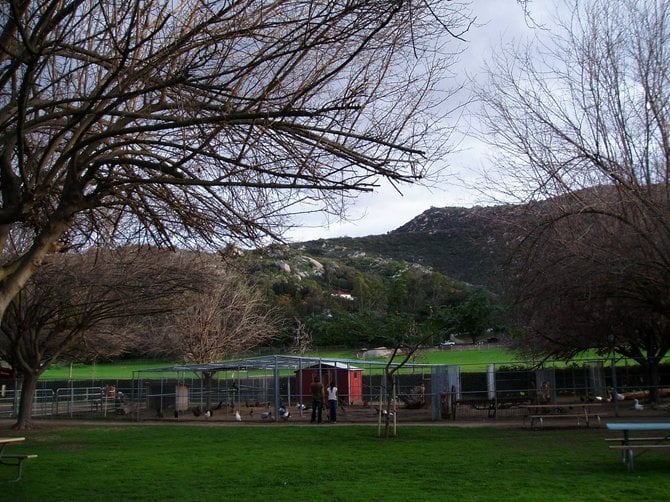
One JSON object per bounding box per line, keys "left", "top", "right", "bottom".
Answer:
{"left": 1, "top": 355, "right": 669, "bottom": 423}
{"left": 0, "top": 380, "right": 135, "bottom": 419}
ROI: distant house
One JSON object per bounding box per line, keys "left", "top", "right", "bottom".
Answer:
{"left": 296, "top": 362, "right": 363, "bottom": 406}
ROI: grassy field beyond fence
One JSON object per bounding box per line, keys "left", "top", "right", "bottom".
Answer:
{"left": 41, "top": 350, "right": 518, "bottom": 380}
{"left": 2, "top": 423, "right": 669, "bottom": 501}
{"left": 40, "top": 347, "right": 620, "bottom": 380}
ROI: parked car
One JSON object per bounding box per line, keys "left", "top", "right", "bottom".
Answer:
{"left": 440, "top": 340, "right": 456, "bottom": 347}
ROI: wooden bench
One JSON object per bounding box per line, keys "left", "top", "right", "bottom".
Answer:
{"left": 521, "top": 403, "right": 602, "bottom": 429}
{"left": 606, "top": 422, "right": 670, "bottom": 471}
{"left": 607, "top": 444, "right": 670, "bottom": 471}
{"left": 0, "top": 437, "right": 38, "bottom": 482}
{"left": 526, "top": 413, "right": 596, "bottom": 428}
{"left": 605, "top": 436, "right": 669, "bottom": 443}
{"left": 452, "top": 397, "right": 531, "bottom": 420}
{"left": 455, "top": 399, "right": 497, "bottom": 418}
{"left": 0, "top": 454, "right": 39, "bottom": 482}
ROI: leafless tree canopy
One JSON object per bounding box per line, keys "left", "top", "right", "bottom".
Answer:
{"left": 162, "top": 265, "right": 281, "bottom": 364}
{"left": 480, "top": 0, "right": 669, "bottom": 204}
{"left": 478, "top": 1, "right": 670, "bottom": 381}
{"left": 0, "top": 0, "right": 471, "bottom": 322}
{"left": 0, "top": 246, "right": 206, "bottom": 428}
{"left": 0, "top": 247, "right": 204, "bottom": 368}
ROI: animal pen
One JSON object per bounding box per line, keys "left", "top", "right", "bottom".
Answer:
{"left": 127, "top": 355, "right": 661, "bottom": 423}
{"left": 1, "top": 355, "right": 666, "bottom": 422}
{"left": 132, "top": 355, "right": 435, "bottom": 422}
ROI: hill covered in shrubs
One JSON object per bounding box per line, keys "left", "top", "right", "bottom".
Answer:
{"left": 243, "top": 204, "right": 519, "bottom": 349}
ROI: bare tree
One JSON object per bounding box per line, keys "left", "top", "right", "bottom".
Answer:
{"left": 155, "top": 262, "right": 280, "bottom": 413}
{"left": 166, "top": 267, "right": 280, "bottom": 364}
{"left": 478, "top": 0, "right": 670, "bottom": 398}
{"left": 0, "top": 247, "right": 200, "bottom": 429}
{"left": 379, "top": 320, "right": 433, "bottom": 438}
{"left": 0, "top": 0, "right": 472, "bottom": 326}
{"left": 291, "top": 317, "right": 312, "bottom": 356}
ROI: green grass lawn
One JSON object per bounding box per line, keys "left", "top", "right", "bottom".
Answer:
{"left": 39, "top": 347, "right": 610, "bottom": 380}
{"left": 2, "top": 423, "right": 669, "bottom": 501}
{"left": 412, "top": 347, "right": 523, "bottom": 367}
{"left": 40, "top": 348, "right": 523, "bottom": 380}
{"left": 41, "top": 360, "right": 177, "bottom": 380}
{"left": 312, "top": 347, "right": 525, "bottom": 368}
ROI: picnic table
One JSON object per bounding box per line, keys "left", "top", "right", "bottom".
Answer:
{"left": 450, "top": 396, "right": 531, "bottom": 419}
{"left": 520, "top": 403, "right": 603, "bottom": 428}
{"left": 606, "top": 422, "right": 670, "bottom": 471}
{"left": 454, "top": 398, "right": 497, "bottom": 418}
{"left": 0, "top": 437, "right": 37, "bottom": 482}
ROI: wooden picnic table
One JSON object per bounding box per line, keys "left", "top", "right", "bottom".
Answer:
{"left": 454, "top": 398, "right": 498, "bottom": 418}
{"left": 606, "top": 422, "right": 670, "bottom": 471}
{"left": 453, "top": 396, "right": 531, "bottom": 419}
{"left": 0, "top": 437, "right": 37, "bottom": 482}
{"left": 520, "top": 403, "right": 603, "bottom": 428}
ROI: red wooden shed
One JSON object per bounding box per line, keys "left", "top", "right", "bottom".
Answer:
{"left": 296, "top": 362, "right": 363, "bottom": 405}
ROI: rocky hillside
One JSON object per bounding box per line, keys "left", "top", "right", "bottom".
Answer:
{"left": 292, "top": 204, "right": 526, "bottom": 291}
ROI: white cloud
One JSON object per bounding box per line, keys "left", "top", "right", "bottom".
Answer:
{"left": 285, "top": 0, "right": 557, "bottom": 242}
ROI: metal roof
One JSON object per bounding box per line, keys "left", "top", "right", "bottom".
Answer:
{"left": 134, "top": 354, "right": 434, "bottom": 375}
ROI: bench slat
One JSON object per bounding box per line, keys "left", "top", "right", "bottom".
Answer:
{"left": 605, "top": 437, "right": 668, "bottom": 442}
{"left": 609, "top": 444, "right": 670, "bottom": 449}
{"left": 0, "top": 453, "right": 37, "bottom": 482}
{"left": 528, "top": 414, "right": 585, "bottom": 418}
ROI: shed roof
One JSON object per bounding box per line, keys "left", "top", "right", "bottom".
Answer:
{"left": 304, "top": 361, "right": 362, "bottom": 371}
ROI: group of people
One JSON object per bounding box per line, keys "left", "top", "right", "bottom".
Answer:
{"left": 310, "top": 375, "right": 338, "bottom": 424}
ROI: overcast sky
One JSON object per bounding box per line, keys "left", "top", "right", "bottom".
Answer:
{"left": 285, "top": 0, "right": 558, "bottom": 242}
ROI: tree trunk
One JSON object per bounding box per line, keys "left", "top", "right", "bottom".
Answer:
{"left": 0, "top": 216, "right": 74, "bottom": 323}
{"left": 646, "top": 359, "right": 660, "bottom": 404}
{"left": 204, "top": 372, "right": 213, "bottom": 412}
{"left": 13, "top": 370, "right": 39, "bottom": 430}
{"left": 383, "top": 372, "right": 396, "bottom": 438}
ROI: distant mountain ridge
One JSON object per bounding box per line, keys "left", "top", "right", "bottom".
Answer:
{"left": 294, "top": 204, "right": 525, "bottom": 290}
{"left": 291, "top": 184, "right": 645, "bottom": 292}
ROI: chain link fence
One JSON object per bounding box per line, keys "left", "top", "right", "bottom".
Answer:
{"left": 1, "top": 357, "right": 668, "bottom": 423}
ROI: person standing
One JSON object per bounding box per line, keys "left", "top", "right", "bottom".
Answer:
{"left": 327, "top": 381, "right": 338, "bottom": 423}
{"left": 310, "top": 375, "right": 324, "bottom": 424}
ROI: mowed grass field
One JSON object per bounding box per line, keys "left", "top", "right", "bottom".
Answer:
{"left": 2, "top": 423, "right": 669, "bottom": 501}
{"left": 40, "top": 347, "right": 536, "bottom": 380}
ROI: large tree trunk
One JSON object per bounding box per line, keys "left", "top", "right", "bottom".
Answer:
{"left": 646, "top": 359, "right": 660, "bottom": 404}
{"left": 0, "top": 216, "right": 74, "bottom": 325}
{"left": 13, "top": 370, "right": 39, "bottom": 430}
{"left": 629, "top": 351, "right": 662, "bottom": 404}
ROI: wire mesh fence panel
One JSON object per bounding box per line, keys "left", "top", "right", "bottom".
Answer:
{"left": 1, "top": 356, "right": 669, "bottom": 423}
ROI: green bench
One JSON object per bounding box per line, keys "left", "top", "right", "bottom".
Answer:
{"left": 606, "top": 423, "right": 670, "bottom": 471}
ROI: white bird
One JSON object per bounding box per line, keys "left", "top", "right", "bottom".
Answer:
{"left": 296, "top": 403, "right": 306, "bottom": 411}
{"left": 615, "top": 391, "right": 625, "bottom": 401}
{"left": 634, "top": 399, "right": 644, "bottom": 411}
{"left": 204, "top": 410, "right": 211, "bottom": 418}
{"left": 375, "top": 407, "right": 393, "bottom": 417}
{"left": 261, "top": 411, "right": 272, "bottom": 420}
{"left": 235, "top": 410, "right": 242, "bottom": 422}
{"left": 281, "top": 409, "right": 291, "bottom": 421}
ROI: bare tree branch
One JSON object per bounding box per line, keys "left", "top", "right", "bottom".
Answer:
{"left": 478, "top": 0, "right": 670, "bottom": 398}
{"left": 0, "top": 0, "right": 470, "bottom": 323}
